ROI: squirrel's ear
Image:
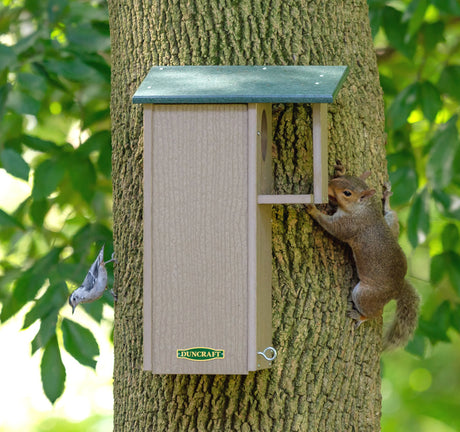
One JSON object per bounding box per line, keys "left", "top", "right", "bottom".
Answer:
{"left": 360, "top": 171, "right": 371, "bottom": 180}
{"left": 360, "top": 189, "right": 376, "bottom": 201}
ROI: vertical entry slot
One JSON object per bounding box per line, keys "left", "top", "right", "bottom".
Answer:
{"left": 260, "top": 109, "right": 268, "bottom": 162}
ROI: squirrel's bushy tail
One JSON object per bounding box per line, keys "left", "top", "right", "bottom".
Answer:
{"left": 383, "top": 280, "right": 420, "bottom": 350}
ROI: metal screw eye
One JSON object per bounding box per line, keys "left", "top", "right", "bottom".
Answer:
{"left": 257, "top": 346, "right": 277, "bottom": 361}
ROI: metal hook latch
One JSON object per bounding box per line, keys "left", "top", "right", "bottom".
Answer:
{"left": 257, "top": 346, "right": 277, "bottom": 362}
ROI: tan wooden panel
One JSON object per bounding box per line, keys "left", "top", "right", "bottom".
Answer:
{"left": 247, "top": 103, "right": 273, "bottom": 371}
{"left": 313, "top": 103, "right": 329, "bottom": 203}
{"left": 143, "top": 105, "right": 154, "bottom": 371}
{"left": 144, "top": 104, "right": 249, "bottom": 374}
{"left": 257, "top": 194, "right": 313, "bottom": 204}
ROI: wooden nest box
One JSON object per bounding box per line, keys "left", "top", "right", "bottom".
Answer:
{"left": 133, "top": 65, "right": 348, "bottom": 374}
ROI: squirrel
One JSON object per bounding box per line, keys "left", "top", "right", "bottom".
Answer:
{"left": 306, "top": 165, "right": 420, "bottom": 350}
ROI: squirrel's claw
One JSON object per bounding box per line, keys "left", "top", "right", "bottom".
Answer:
{"left": 347, "top": 305, "right": 367, "bottom": 329}
{"left": 305, "top": 203, "right": 321, "bottom": 216}
{"left": 383, "top": 181, "right": 393, "bottom": 199}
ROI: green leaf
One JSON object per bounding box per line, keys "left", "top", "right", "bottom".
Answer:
{"left": 68, "top": 157, "right": 97, "bottom": 203}
{"left": 387, "top": 83, "right": 419, "bottom": 130}
{"left": 81, "top": 299, "right": 104, "bottom": 322}
{"left": 72, "top": 223, "right": 113, "bottom": 261}
{"left": 418, "top": 301, "right": 451, "bottom": 344}
{"left": 438, "top": 66, "right": 460, "bottom": 101}
{"left": 382, "top": 6, "right": 416, "bottom": 59}
{"left": 421, "top": 21, "right": 445, "bottom": 52}
{"left": 67, "top": 24, "right": 110, "bottom": 53}
{"left": 441, "top": 224, "right": 460, "bottom": 251}
{"left": 407, "top": 187, "right": 430, "bottom": 248}
{"left": 41, "top": 335, "right": 66, "bottom": 404}
{"left": 0, "top": 83, "right": 11, "bottom": 118}
{"left": 430, "top": 253, "right": 446, "bottom": 284}
{"left": 369, "top": 7, "right": 383, "bottom": 39}
{"left": 22, "top": 135, "right": 60, "bottom": 153}
{"left": 0, "top": 208, "right": 24, "bottom": 229}
{"left": 451, "top": 304, "right": 460, "bottom": 334}
{"left": 31, "top": 61, "right": 68, "bottom": 92}
{"left": 31, "top": 313, "right": 58, "bottom": 354}
{"left": 61, "top": 318, "right": 99, "bottom": 369}
{"left": 405, "top": 332, "right": 426, "bottom": 357}
{"left": 0, "top": 44, "right": 17, "bottom": 70}
{"left": 379, "top": 74, "right": 397, "bottom": 96}
{"left": 426, "top": 115, "right": 460, "bottom": 189}
{"left": 77, "top": 130, "right": 111, "bottom": 156}
{"left": 81, "top": 53, "right": 111, "bottom": 82}
{"left": 47, "top": 0, "right": 69, "bottom": 24}
{"left": 0, "top": 148, "right": 30, "bottom": 181}
{"left": 402, "top": 0, "right": 428, "bottom": 37}
{"left": 30, "top": 199, "right": 49, "bottom": 226}
{"left": 23, "top": 0, "right": 44, "bottom": 14}
{"left": 432, "top": 189, "right": 460, "bottom": 219}
{"left": 418, "top": 81, "right": 442, "bottom": 122}
{"left": 32, "top": 158, "right": 66, "bottom": 199}
{"left": 388, "top": 166, "right": 418, "bottom": 206}
{"left": 16, "top": 73, "right": 47, "bottom": 99}
{"left": 82, "top": 107, "right": 110, "bottom": 130}
{"left": 432, "top": 0, "right": 460, "bottom": 15}
{"left": 445, "top": 252, "right": 460, "bottom": 296}
{"left": 0, "top": 6, "right": 21, "bottom": 34}
{"left": 56, "top": 261, "right": 84, "bottom": 285}
{"left": 7, "top": 90, "right": 40, "bottom": 116}
{"left": 97, "top": 139, "right": 112, "bottom": 178}
{"left": 23, "top": 281, "right": 68, "bottom": 329}
{"left": 43, "top": 58, "right": 96, "bottom": 83}
{"left": 13, "top": 247, "right": 62, "bottom": 305}
{"left": 0, "top": 294, "right": 22, "bottom": 322}
{"left": 12, "top": 30, "right": 41, "bottom": 56}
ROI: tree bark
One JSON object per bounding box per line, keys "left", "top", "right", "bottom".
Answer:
{"left": 109, "top": 0, "right": 386, "bottom": 430}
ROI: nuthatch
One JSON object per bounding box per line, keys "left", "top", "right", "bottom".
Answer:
{"left": 69, "top": 245, "right": 117, "bottom": 314}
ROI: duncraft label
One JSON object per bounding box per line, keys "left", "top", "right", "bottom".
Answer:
{"left": 177, "top": 347, "right": 225, "bottom": 361}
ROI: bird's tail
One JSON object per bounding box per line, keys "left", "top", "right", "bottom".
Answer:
{"left": 383, "top": 280, "right": 420, "bottom": 350}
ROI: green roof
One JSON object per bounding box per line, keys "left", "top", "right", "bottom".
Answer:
{"left": 133, "top": 65, "right": 348, "bottom": 104}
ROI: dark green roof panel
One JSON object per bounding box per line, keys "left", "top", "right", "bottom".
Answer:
{"left": 133, "top": 65, "right": 348, "bottom": 104}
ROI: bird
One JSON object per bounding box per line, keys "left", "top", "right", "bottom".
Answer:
{"left": 69, "top": 245, "right": 117, "bottom": 314}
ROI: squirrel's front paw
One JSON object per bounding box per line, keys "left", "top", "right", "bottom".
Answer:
{"left": 305, "top": 204, "right": 318, "bottom": 214}
{"left": 383, "top": 181, "right": 393, "bottom": 198}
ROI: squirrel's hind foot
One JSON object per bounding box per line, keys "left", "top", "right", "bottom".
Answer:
{"left": 347, "top": 302, "right": 368, "bottom": 329}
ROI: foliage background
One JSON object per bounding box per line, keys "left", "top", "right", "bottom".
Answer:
{"left": 0, "top": 0, "right": 459, "bottom": 430}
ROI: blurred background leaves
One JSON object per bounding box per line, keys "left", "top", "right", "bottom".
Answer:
{"left": 0, "top": 0, "right": 113, "bottom": 410}
{"left": 370, "top": 0, "right": 460, "bottom": 430}
{"left": 0, "top": 0, "right": 459, "bottom": 430}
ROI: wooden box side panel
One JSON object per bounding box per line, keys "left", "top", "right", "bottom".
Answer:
{"left": 247, "top": 103, "right": 273, "bottom": 371}
{"left": 313, "top": 103, "right": 328, "bottom": 203}
{"left": 144, "top": 105, "right": 154, "bottom": 371}
{"left": 145, "top": 104, "right": 249, "bottom": 374}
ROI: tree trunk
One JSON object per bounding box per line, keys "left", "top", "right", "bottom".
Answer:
{"left": 109, "top": 0, "right": 386, "bottom": 430}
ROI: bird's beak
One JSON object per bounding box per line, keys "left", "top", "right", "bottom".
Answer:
{"left": 72, "top": 305, "right": 76, "bottom": 314}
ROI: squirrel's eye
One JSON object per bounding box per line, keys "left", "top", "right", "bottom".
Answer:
{"left": 343, "top": 190, "right": 352, "bottom": 197}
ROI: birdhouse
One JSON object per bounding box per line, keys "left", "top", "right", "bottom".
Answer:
{"left": 133, "top": 65, "right": 348, "bottom": 374}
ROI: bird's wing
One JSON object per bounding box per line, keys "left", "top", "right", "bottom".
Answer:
{"left": 82, "top": 245, "right": 105, "bottom": 292}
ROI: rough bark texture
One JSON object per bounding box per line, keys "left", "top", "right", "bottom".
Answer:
{"left": 109, "top": 0, "right": 386, "bottom": 430}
